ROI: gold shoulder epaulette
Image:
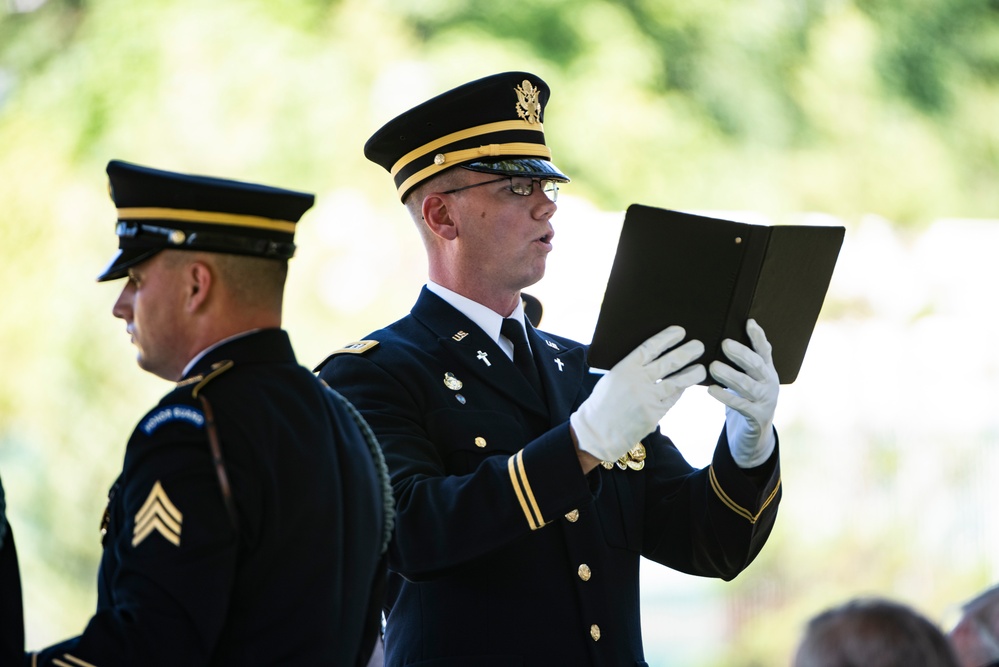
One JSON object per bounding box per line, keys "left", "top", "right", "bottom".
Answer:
{"left": 190, "top": 360, "right": 235, "bottom": 398}
{"left": 329, "top": 340, "right": 380, "bottom": 356}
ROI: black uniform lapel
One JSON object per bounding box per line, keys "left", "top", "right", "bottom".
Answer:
{"left": 411, "top": 289, "right": 549, "bottom": 419}
{"left": 525, "top": 323, "right": 587, "bottom": 422}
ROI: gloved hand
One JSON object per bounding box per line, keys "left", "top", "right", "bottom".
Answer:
{"left": 707, "top": 319, "right": 779, "bottom": 468}
{"left": 572, "top": 326, "right": 706, "bottom": 463}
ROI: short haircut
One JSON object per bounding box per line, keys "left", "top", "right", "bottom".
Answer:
{"left": 404, "top": 168, "right": 467, "bottom": 218}
{"left": 165, "top": 250, "right": 287, "bottom": 312}
{"left": 211, "top": 253, "right": 287, "bottom": 311}
{"left": 403, "top": 167, "right": 468, "bottom": 246}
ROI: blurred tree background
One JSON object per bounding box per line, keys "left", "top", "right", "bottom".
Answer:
{"left": 2, "top": 0, "right": 998, "bottom": 664}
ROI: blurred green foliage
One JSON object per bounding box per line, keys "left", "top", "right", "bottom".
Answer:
{"left": 1, "top": 0, "right": 998, "bottom": 664}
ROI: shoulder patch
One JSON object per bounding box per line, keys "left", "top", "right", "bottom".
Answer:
{"left": 141, "top": 405, "right": 206, "bottom": 435}
{"left": 330, "top": 340, "right": 380, "bottom": 356}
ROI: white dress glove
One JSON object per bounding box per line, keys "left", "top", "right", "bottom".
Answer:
{"left": 571, "top": 326, "right": 706, "bottom": 463}
{"left": 707, "top": 319, "right": 779, "bottom": 468}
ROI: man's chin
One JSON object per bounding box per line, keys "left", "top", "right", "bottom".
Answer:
{"left": 521, "top": 271, "right": 545, "bottom": 289}
{"left": 135, "top": 355, "right": 177, "bottom": 382}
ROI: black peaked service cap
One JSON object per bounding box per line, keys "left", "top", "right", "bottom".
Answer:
{"left": 98, "top": 160, "right": 315, "bottom": 282}
{"left": 364, "top": 71, "right": 570, "bottom": 203}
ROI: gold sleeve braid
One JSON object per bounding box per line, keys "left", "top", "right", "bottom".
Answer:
{"left": 507, "top": 451, "right": 546, "bottom": 531}
{"left": 51, "top": 654, "right": 98, "bottom": 667}
{"left": 708, "top": 465, "right": 781, "bottom": 524}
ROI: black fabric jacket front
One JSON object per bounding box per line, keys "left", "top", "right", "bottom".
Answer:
{"left": 31, "top": 329, "right": 386, "bottom": 666}
{"left": 316, "top": 289, "right": 782, "bottom": 667}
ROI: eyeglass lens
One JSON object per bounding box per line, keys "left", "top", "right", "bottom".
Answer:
{"left": 510, "top": 178, "right": 558, "bottom": 202}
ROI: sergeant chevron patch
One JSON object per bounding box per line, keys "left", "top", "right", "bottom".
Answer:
{"left": 53, "top": 653, "right": 97, "bottom": 667}
{"left": 133, "top": 480, "right": 183, "bottom": 547}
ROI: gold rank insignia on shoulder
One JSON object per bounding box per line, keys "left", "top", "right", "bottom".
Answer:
{"left": 132, "top": 480, "right": 183, "bottom": 547}
{"left": 332, "top": 340, "right": 380, "bottom": 355}
{"left": 601, "top": 443, "right": 647, "bottom": 471}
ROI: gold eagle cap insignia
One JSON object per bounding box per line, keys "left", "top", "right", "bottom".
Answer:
{"left": 515, "top": 80, "right": 542, "bottom": 124}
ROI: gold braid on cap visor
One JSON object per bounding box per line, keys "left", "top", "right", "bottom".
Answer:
{"left": 390, "top": 119, "right": 551, "bottom": 198}
{"left": 116, "top": 207, "right": 298, "bottom": 234}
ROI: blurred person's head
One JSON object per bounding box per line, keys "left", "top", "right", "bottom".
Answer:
{"left": 793, "top": 597, "right": 960, "bottom": 667}
{"left": 948, "top": 584, "right": 999, "bottom": 667}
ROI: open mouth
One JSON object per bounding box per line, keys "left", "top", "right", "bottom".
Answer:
{"left": 538, "top": 232, "right": 553, "bottom": 243}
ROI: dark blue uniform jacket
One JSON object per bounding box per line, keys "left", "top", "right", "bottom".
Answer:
{"left": 31, "top": 329, "right": 387, "bottom": 666}
{"left": 316, "top": 289, "right": 782, "bottom": 667}
{"left": 1, "top": 475, "right": 24, "bottom": 666}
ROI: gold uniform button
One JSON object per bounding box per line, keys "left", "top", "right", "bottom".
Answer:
{"left": 577, "top": 564, "right": 591, "bottom": 581}
{"left": 474, "top": 437, "right": 487, "bottom": 448}
{"left": 565, "top": 509, "right": 579, "bottom": 523}
{"left": 590, "top": 624, "right": 601, "bottom": 641}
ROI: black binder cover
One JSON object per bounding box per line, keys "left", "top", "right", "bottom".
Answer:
{"left": 587, "top": 204, "right": 845, "bottom": 384}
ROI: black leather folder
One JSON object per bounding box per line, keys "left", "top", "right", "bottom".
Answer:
{"left": 587, "top": 204, "right": 845, "bottom": 384}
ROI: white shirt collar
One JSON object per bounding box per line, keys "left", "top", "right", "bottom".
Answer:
{"left": 426, "top": 281, "right": 529, "bottom": 360}
{"left": 181, "top": 329, "right": 262, "bottom": 379}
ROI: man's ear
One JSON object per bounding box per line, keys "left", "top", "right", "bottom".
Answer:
{"left": 185, "top": 260, "right": 214, "bottom": 313}
{"left": 422, "top": 194, "right": 458, "bottom": 241}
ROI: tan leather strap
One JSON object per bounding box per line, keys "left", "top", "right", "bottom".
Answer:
{"left": 198, "top": 394, "right": 240, "bottom": 533}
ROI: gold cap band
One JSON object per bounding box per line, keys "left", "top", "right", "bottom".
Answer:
{"left": 116, "top": 207, "right": 298, "bottom": 234}
{"left": 396, "top": 142, "right": 553, "bottom": 199}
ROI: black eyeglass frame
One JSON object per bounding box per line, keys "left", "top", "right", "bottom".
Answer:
{"left": 440, "top": 176, "right": 559, "bottom": 202}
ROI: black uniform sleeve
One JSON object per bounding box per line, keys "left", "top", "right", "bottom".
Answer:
{"left": 30, "top": 416, "right": 239, "bottom": 667}
{"left": 322, "top": 354, "right": 595, "bottom": 580}
{"left": 637, "top": 428, "right": 781, "bottom": 579}
{"left": 0, "top": 473, "right": 25, "bottom": 667}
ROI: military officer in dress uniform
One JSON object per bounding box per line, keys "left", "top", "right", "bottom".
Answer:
{"left": 26, "top": 160, "right": 392, "bottom": 666}
{"left": 315, "top": 72, "right": 783, "bottom": 666}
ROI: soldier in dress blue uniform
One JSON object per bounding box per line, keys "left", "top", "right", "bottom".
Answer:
{"left": 25, "top": 161, "right": 393, "bottom": 666}
{"left": 315, "top": 72, "right": 783, "bottom": 666}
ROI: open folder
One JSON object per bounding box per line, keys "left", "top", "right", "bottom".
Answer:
{"left": 587, "top": 204, "right": 845, "bottom": 384}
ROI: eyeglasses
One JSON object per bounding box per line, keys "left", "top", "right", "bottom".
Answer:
{"left": 441, "top": 176, "right": 559, "bottom": 202}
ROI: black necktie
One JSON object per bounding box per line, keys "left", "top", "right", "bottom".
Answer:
{"left": 501, "top": 318, "right": 544, "bottom": 398}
